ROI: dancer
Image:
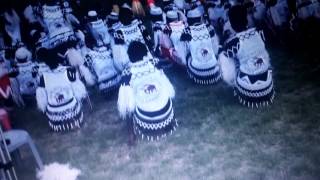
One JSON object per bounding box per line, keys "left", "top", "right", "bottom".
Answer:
{"left": 0, "top": 50, "right": 24, "bottom": 108}
{"left": 41, "top": 0, "right": 77, "bottom": 49}
{"left": 112, "top": 5, "right": 153, "bottom": 72}
{"left": 86, "top": 10, "right": 111, "bottom": 47}
{"left": 117, "top": 41, "right": 177, "bottom": 142}
{"left": 14, "top": 47, "right": 38, "bottom": 96}
{"left": 206, "top": 0, "right": 228, "bottom": 31}
{"left": 219, "top": 5, "right": 275, "bottom": 107}
{"left": 150, "top": 6, "right": 174, "bottom": 63}
{"left": 181, "top": 8, "right": 221, "bottom": 84}
{"left": 36, "top": 49, "right": 87, "bottom": 132}
{"left": 83, "top": 40, "right": 122, "bottom": 94}
{"left": 164, "top": 10, "right": 188, "bottom": 66}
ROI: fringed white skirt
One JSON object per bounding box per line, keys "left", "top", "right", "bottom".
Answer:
{"left": 235, "top": 68, "right": 275, "bottom": 108}
{"left": 46, "top": 98, "right": 83, "bottom": 132}
{"left": 133, "top": 99, "right": 178, "bottom": 141}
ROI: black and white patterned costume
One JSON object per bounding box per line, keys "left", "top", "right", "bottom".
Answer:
{"left": 36, "top": 66, "right": 86, "bottom": 132}
{"left": 220, "top": 5, "right": 275, "bottom": 107}
{"left": 42, "top": 3, "right": 76, "bottom": 48}
{"left": 106, "top": 12, "right": 121, "bottom": 45}
{"left": 118, "top": 57, "right": 177, "bottom": 141}
{"left": 113, "top": 18, "right": 153, "bottom": 71}
{"left": 114, "top": 19, "right": 152, "bottom": 49}
{"left": 14, "top": 47, "right": 38, "bottom": 96}
{"left": 181, "top": 9, "right": 221, "bottom": 84}
{"left": 87, "top": 11, "right": 111, "bottom": 47}
{"left": 223, "top": 28, "right": 275, "bottom": 107}
{"left": 84, "top": 46, "right": 121, "bottom": 93}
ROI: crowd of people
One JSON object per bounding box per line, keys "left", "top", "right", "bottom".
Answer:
{"left": 0, "top": 0, "right": 319, "bottom": 142}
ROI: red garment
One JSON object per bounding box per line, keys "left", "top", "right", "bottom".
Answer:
{"left": 132, "top": 0, "right": 154, "bottom": 7}
{"left": 0, "top": 75, "right": 11, "bottom": 99}
{"left": 147, "top": 0, "right": 154, "bottom": 6}
{"left": 0, "top": 109, "right": 12, "bottom": 131}
{"left": 161, "top": 47, "right": 185, "bottom": 67}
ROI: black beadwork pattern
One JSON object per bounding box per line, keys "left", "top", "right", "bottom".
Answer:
{"left": 133, "top": 100, "right": 178, "bottom": 141}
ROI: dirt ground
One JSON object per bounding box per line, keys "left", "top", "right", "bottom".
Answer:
{"left": 10, "top": 41, "right": 320, "bottom": 180}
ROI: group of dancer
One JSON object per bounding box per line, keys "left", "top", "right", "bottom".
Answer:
{"left": 0, "top": 0, "right": 319, "bottom": 142}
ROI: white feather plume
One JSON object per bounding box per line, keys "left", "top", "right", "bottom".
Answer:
{"left": 177, "top": 10, "right": 187, "bottom": 23}
{"left": 67, "top": 48, "right": 84, "bottom": 67}
{"left": 75, "top": 30, "right": 85, "bottom": 43}
{"left": 79, "top": 65, "right": 96, "bottom": 86}
{"left": 9, "top": 78, "right": 25, "bottom": 107}
{"left": 117, "top": 85, "right": 136, "bottom": 119}
{"left": 112, "top": 45, "right": 130, "bottom": 72}
{"left": 218, "top": 53, "right": 236, "bottom": 86}
{"left": 37, "top": 162, "right": 81, "bottom": 180}
{"left": 36, "top": 87, "right": 47, "bottom": 113}
{"left": 71, "top": 78, "right": 87, "bottom": 101}
{"left": 153, "top": 30, "right": 160, "bottom": 52}
{"left": 211, "top": 34, "right": 220, "bottom": 56}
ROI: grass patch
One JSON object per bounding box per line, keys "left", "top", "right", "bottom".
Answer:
{"left": 10, "top": 44, "right": 320, "bottom": 180}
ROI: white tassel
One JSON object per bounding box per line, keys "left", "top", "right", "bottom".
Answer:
{"left": 37, "top": 162, "right": 81, "bottom": 180}
{"left": 71, "top": 78, "right": 87, "bottom": 101}
{"left": 36, "top": 87, "right": 47, "bottom": 113}
{"left": 218, "top": 53, "right": 236, "bottom": 86}
{"left": 67, "top": 48, "right": 84, "bottom": 67}
{"left": 160, "top": 33, "right": 173, "bottom": 50}
{"left": 9, "top": 78, "right": 25, "bottom": 107}
{"left": 177, "top": 10, "right": 187, "bottom": 24}
{"left": 79, "top": 65, "right": 96, "bottom": 86}
{"left": 153, "top": 30, "right": 160, "bottom": 52}
{"left": 117, "top": 85, "right": 135, "bottom": 119}
{"left": 66, "top": 14, "right": 80, "bottom": 26}
{"left": 160, "top": 72, "right": 175, "bottom": 98}
{"left": 112, "top": 45, "right": 130, "bottom": 72}
{"left": 211, "top": 34, "right": 220, "bottom": 56}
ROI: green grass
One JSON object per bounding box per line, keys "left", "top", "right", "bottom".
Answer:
{"left": 11, "top": 44, "right": 320, "bottom": 180}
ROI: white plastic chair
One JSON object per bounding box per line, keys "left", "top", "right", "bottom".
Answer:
{"left": 2, "top": 130, "right": 43, "bottom": 170}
